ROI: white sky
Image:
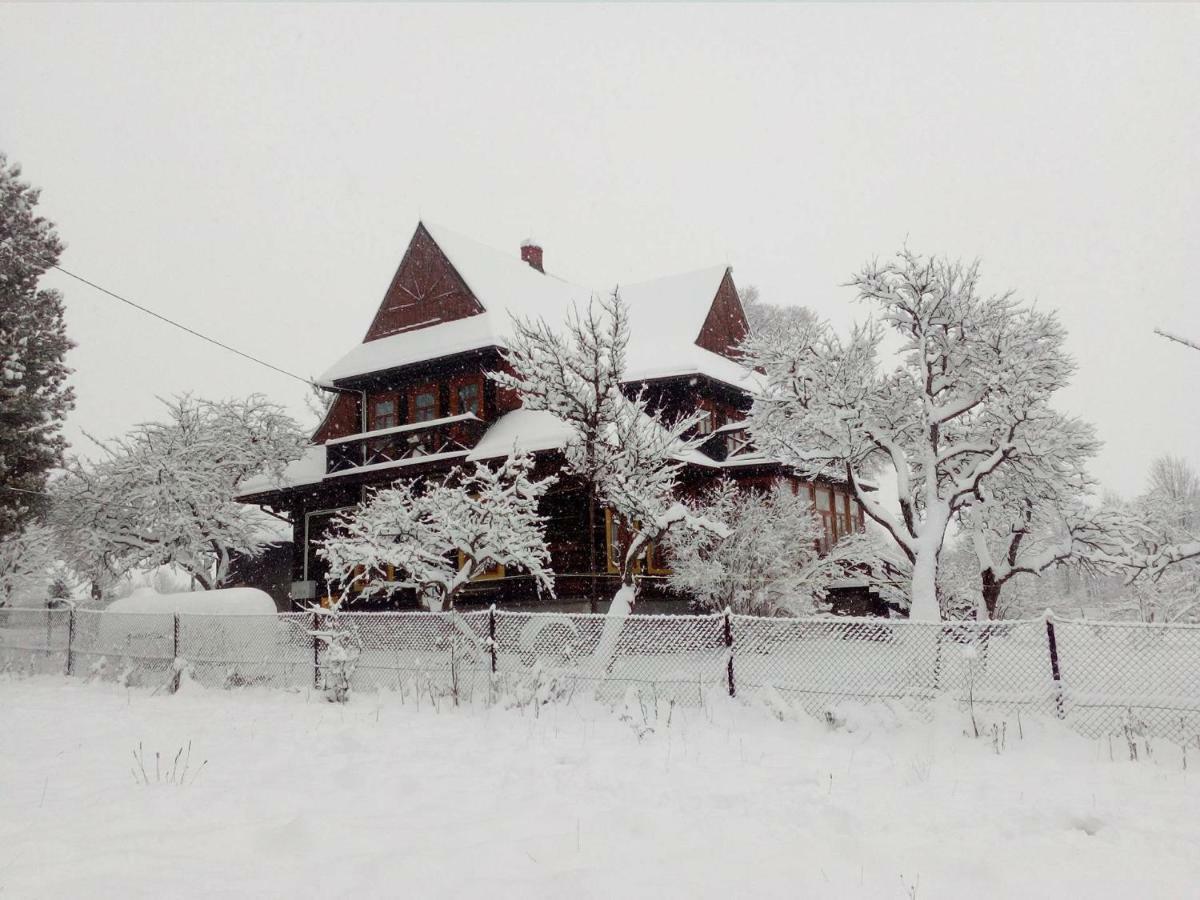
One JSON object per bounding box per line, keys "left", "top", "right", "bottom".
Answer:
{"left": 2, "top": 3, "right": 1196, "bottom": 498}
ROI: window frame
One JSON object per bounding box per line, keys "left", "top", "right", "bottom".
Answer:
{"left": 409, "top": 382, "right": 440, "bottom": 423}
{"left": 368, "top": 393, "right": 401, "bottom": 432}
{"left": 450, "top": 374, "right": 484, "bottom": 417}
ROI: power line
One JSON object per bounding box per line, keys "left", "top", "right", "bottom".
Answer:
{"left": 1154, "top": 328, "right": 1200, "bottom": 354}
{"left": 48, "top": 263, "right": 320, "bottom": 388}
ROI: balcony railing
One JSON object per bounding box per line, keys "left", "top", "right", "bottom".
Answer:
{"left": 325, "top": 413, "right": 487, "bottom": 474}
{"left": 698, "top": 423, "right": 763, "bottom": 464}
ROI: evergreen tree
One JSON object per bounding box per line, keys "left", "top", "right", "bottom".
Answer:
{"left": 0, "top": 154, "right": 75, "bottom": 540}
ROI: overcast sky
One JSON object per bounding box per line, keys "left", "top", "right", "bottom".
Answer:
{"left": 2, "top": 3, "right": 1197, "bottom": 497}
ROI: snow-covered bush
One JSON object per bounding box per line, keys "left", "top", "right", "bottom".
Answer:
{"left": 0, "top": 523, "right": 57, "bottom": 608}
{"left": 318, "top": 451, "right": 555, "bottom": 612}
{"left": 664, "top": 478, "right": 874, "bottom": 616}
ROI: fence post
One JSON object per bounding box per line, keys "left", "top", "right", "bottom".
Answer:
{"left": 1045, "top": 610, "right": 1065, "bottom": 719}
{"left": 173, "top": 613, "right": 180, "bottom": 660}
{"left": 312, "top": 611, "right": 320, "bottom": 690}
{"left": 488, "top": 604, "right": 497, "bottom": 675}
{"left": 65, "top": 608, "right": 75, "bottom": 676}
{"left": 724, "top": 607, "right": 736, "bottom": 698}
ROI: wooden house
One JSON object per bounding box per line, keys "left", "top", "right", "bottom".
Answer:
{"left": 236, "top": 223, "right": 867, "bottom": 611}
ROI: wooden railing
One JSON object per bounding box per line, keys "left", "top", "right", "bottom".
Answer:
{"left": 325, "top": 414, "right": 487, "bottom": 474}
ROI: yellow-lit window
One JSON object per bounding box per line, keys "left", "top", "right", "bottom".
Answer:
{"left": 604, "top": 509, "right": 670, "bottom": 575}
{"left": 456, "top": 551, "right": 505, "bottom": 581}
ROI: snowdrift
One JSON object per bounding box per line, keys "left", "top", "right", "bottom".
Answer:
{"left": 105, "top": 587, "right": 277, "bottom": 616}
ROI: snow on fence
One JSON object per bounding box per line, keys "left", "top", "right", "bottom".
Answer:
{"left": 2, "top": 606, "right": 1198, "bottom": 741}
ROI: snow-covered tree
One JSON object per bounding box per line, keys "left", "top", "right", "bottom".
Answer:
{"left": 956, "top": 413, "right": 1131, "bottom": 618}
{"left": 740, "top": 284, "right": 820, "bottom": 336}
{"left": 490, "top": 291, "right": 626, "bottom": 611}
{"left": 0, "top": 154, "right": 75, "bottom": 540}
{"left": 491, "top": 290, "right": 724, "bottom": 612}
{"left": 664, "top": 478, "right": 874, "bottom": 616}
{"left": 0, "top": 523, "right": 56, "bottom": 608}
{"left": 318, "top": 451, "right": 555, "bottom": 612}
{"left": 743, "top": 249, "right": 1077, "bottom": 620}
{"left": 50, "top": 395, "right": 305, "bottom": 590}
{"left": 1148, "top": 455, "right": 1200, "bottom": 513}
{"left": 1117, "top": 455, "right": 1200, "bottom": 611}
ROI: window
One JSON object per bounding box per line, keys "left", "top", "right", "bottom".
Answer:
{"left": 371, "top": 397, "right": 398, "bottom": 431}
{"left": 814, "top": 486, "right": 835, "bottom": 552}
{"left": 605, "top": 508, "right": 625, "bottom": 573}
{"left": 695, "top": 411, "right": 715, "bottom": 437}
{"left": 412, "top": 389, "right": 438, "bottom": 422}
{"left": 604, "top": 509, "right": 670, "bottom": 576}
{"left": 457, "top": 550, "right": 504, "bottom": 581}
{"left": 455, "top": 382, "right": 481, "bottom": 417}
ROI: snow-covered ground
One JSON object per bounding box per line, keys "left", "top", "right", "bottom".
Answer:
{"left": 2, "top": 677, "right": 1198, "bottom": 898}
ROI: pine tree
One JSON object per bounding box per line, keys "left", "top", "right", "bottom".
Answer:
{"left": 0, "top": 154, "right": 75, "bottom": 540}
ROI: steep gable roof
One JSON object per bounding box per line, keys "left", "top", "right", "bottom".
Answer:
{"left": 318, "top": 222, "right": 752, "bottom": 389}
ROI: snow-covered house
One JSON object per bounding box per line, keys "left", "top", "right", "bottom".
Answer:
{"left": 237, "top": 223, "right": 865, "bottom": 610}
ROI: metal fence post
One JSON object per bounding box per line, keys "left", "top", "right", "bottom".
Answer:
{"left": 1045, "top": 611, "right": 1065, "bottom": 719}
{"left": 312, "top": 611, "right": 320, "bottom": 689}
{"left": 724, "top": 607, "right": 736, "bottom": 698}
{"left": 65, "top": 608, "right": 75, "bottom": 676}
{"left": 488, "top": 604, "right": 497, "bottom": 675}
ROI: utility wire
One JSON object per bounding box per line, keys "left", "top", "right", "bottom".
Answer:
{"left": 47, "top": 263, "right": 320, "bottom": 388}
{"left": 1154, "top": 328, "right": 1200, "bottom": 354}
{"left": 8, "top": 245, "right": 332, "bottom": 390}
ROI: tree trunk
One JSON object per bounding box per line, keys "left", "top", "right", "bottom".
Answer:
{"left": 910, "top": 549, "right": 941, "bottom": 621}
{"left": 980, "top": 569, "right": 1002, "bottom": 620}
{"left": 588, "top": 484, "right": 598, "bottom": 614}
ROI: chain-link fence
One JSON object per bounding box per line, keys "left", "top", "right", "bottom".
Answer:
{"left": 2, "top": 605, "right": 1198, "bottom": 740}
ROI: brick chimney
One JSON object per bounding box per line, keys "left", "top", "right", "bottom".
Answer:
{"left": 520, "top": 240, "right": 544, "bottom": 273}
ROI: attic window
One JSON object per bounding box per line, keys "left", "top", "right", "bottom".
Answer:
{"left": 372, "top": 398, "right": 398, "bottom": 430}
{"left": 456, "top": 382, "right": 481, "bottom": 416}
{"left": 413, "top": 390, "right": 438, "bottom": 422}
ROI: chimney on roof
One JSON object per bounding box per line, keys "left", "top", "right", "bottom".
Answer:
{"left": 520, "top": 240, "right": 544, "bottom": 273}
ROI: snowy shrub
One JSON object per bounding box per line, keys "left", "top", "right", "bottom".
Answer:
{"left": 130, "top": 740, "right": 206, "bottom": 787}
{"left": 311, "top": 613, "right": 361, "bottom": 704}
{"left": 664, "top": 478, "right": 875, "bottom": 616}
{"left": 0, "top": 524, "right": 57, "bottom": 608}
{"left": 319, "top": 451, "right": 555, "bottom": 612}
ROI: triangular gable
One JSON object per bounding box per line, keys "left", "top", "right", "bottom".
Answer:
{"left": 320, "top": 225, "right": 754, "bottom": 390}
{"left": 695, "top": 269, "right": 749, "bottom": 359}
{"left": 363, "top": 223, "right": 484, "bottom": 342}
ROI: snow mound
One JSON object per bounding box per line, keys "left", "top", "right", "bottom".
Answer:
{"left": 105, "top": 587, "right": 277, "bottom": 616}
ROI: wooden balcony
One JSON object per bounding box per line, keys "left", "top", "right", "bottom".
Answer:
{"left": 698, "top": 422, "right": 763, "bottom": 464}
{"left": 324, "top": 413, "right": 487, "bottom": 474}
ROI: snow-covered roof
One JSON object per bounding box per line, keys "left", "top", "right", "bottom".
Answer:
{"left": 237, "top": 399, "right": 744, "bottom": 500}
{"left": 238, "top": 445, "right": 326, "bottom": 496}
{"left": 318, "top": 222, "right": 752, "bottom": 390}
{"left": 466, "top": 409, "right": 577, "bottom": 462}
